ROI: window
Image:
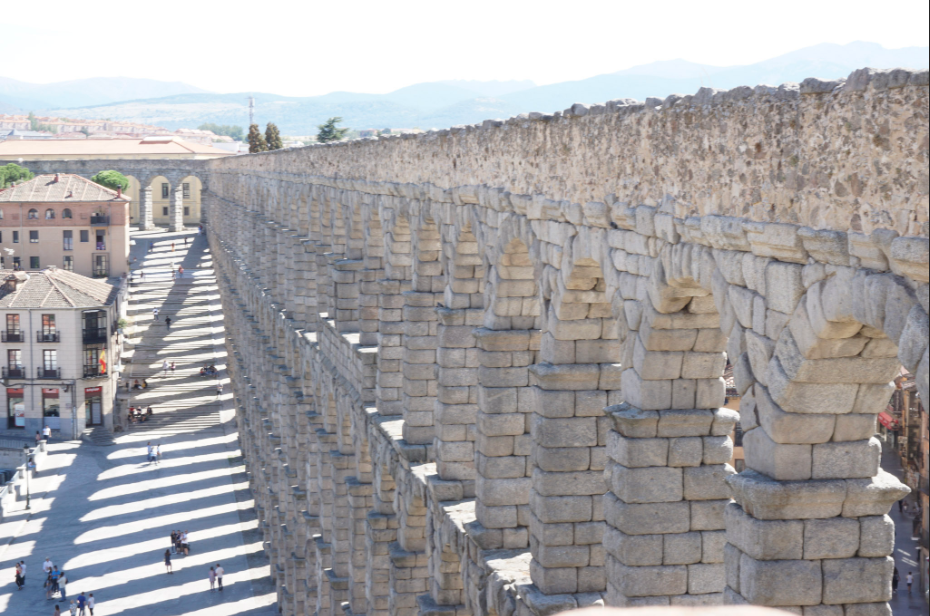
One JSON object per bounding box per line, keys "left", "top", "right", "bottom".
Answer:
{"left": 96, "top": 230, "right": 106, "bottom": 251}
{"left": 7, "top": 349, "right": 21, "bottom": 366}
{"left": 80, "top": 230, "right": 89, "bottom": 243}
{"left": 63, "top": 256, "right": 74, "bottom": 271}
{"left": 27, "top": 208, "right": 38, "bottom": 219}
{"left": 162, "top": 207, "right": 169, "bottom": 216}
{"left": 6, "top": 314, "right": 20, "bottom": 335}
{"left": 93, "top": 253, "right": 109, "bottom": 278}
{"left": 12, "top": 257, "right": 20, "bottom": 270}
{"left": 45, "top": 208, "right": 55, "bottom": 219}
{"left": 7, "top": 387, "right": 24, "bottom": 429}
{"left": 29, "top": 257, "right": 40, "bottom": 269}
{"left": 183, "top": 183, "right": 191, "bottom": 199}
{"left": 12, "top": 231, "right": 19, "bottom": 243}
{"left": 29, "top": 230, "right": 39, "bottom": 243}
{"left": 161, "top": 183, "right": 169, "bottom": 198}
{"left": 43, "top": 389, "right": 60, "bottom": 416}
{"left": 43, "top": 350, "right": 58, "bottom": 370}
{"left": 62, "top": 208, "right": 73, "bottom": 219}
{"left": 84, "top": 346, "right": 105, "bottom": 377}
{"left": 184, "top": 206, "right": 190, "bottom": 216}
{"left": 0, "top": 209, "right": 4, "bottom": 220}
{"left": 63, "top": 230, "right": 73, "bottom": 250}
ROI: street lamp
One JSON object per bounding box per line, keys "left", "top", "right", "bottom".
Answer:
{"left": 22, "top": 443, "right": 30, "bottom": 510}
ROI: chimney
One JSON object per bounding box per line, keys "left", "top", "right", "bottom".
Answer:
{"left": 54, "top": 173, "right": 60, "bottom": 183}
{"left": 116, "top": 186, "right": 122, "bottom": 198}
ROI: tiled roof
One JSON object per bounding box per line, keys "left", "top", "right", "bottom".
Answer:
{"left": 0, "top": 268, "right": 118, "bottom": 308}
{"left": 0, "top": 174, "right": 129, "bottom": 203}
{"left": 0, "top": 137, "right": 233, "bottom": 157}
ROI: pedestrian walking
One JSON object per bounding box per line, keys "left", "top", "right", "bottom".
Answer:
{"left": 208, "top": 566, "right": 216, "bottom": 591}
{"left": 178, "top": 266, "right": 185, "bottom": 278}
{"left": 170, "top": 361, "right": 176, "bottom": 373}
{"left": 15, "top": 562, "right": 23, "bottom": 590}
{"left": 171, "top": 242, "right": 175, "bottom": 252}
{"left": 892, "top": 567, "right": 899, "bottom": 593}
{"left": 155, "top": 443, "right": 162, "bottom": 465}
{"left": 140, "top": 270, "right": 145, "bottom": 281}
{"left": 164, "top": 549, "right": 173, "bottom": 574}
{"left": 181, "top": 530, "right": 190, "bottom": 555}
{"left": 163, "top": 359, "right": 169, "bottom": 376}
{"left": 216, "top": 382, "right": 223, "bottom": 398}
{"left": 147, "top": 442, "right": 154, "bottom": 464}
{"left": 69, "top": 600, "right": 77, "bottom": 616}
{"left": 165, "top": 316, "right": 172, "bottom": 329}
{"left": 215, "top": 563, "right": 224, "bottom": 591}
{"left": 77, "top": 593, "right": 87, "bottom": 616}
{"left": 58, "top": 569, "right": 68, "bottom": 599}
{"left": 153, "top": 307, "right": 159, "bottom": 321}
{"left": 185, "top": 237, "right": 189, "bottom": 246}
{"left": 87, "top": 594, "right": 95, "bottom": 615}
{"left": 906, "top": 571, "right": 913, "bottom": 593}
{"left": 54, "top": 604, "right": 61, "bottom": 616}
{"left": 19, "top": 560, "right": 26, "bottom": 587}
{"left": 43, "top": 425, "right": 52, "bottom": 442}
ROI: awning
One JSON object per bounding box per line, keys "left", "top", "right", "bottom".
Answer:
{"left": 878, "top": 412, "right": 899, "bottom": 429}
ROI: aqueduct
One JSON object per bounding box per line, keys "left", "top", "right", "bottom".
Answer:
{"left": 200, "top": 68, "right": 927, "bottom": 616}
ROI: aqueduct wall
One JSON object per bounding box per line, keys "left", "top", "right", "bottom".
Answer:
{"left": 203, "top": 67, "right": 929, "bottom": 616}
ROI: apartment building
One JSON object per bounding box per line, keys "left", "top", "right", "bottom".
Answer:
{"left": 0, "top": 268, "right": 121, "bottom": 437}
{"left": 0, "top": 173, "right": 130, "bottom": 278}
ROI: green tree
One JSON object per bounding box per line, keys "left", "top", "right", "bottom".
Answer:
{"left": 265, "top": 122, "right": 283, "bottom": 150}
{"left": 27, "top": 111, "right": 56, "bottom": 133}
{"left": 316, "top": 117, "right": 349, "bottom": 144}
{"left": 248, "top": 124, "right": 268, "bottom": 153}
{"left": 0, "top": 163, "right": 34, "bottom": 188}
{"left": 90, "top": 170, "right": 130, "bottom": 192}
{"left": 198, "top": 123, "right": 244, "bottom": 141}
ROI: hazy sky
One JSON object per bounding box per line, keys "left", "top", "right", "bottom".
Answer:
{"left": 2, "top": 0, "right": 927, "bottom": 96}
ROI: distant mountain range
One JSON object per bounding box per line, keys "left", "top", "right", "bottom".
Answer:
{"left": 2, "top": 42, "right": 926, "bottom": 136}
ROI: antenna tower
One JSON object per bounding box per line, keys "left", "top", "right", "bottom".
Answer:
{"left": 248, "top": 96, "right": 255, "bottom": 126}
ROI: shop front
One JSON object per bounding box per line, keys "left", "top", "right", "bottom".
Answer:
{"left": 43, "top": 388, "right": 60, "bottom": 431}
{"left": 6, "top": 387, "right": 24, "bottom": 430}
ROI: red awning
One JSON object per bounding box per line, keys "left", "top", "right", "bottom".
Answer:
{"left": 878, "top": 412, "right": 899, "bottom": 429}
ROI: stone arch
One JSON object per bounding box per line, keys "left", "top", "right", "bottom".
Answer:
{"left": 723, "top": 267, "right": 921, "bottom": 611}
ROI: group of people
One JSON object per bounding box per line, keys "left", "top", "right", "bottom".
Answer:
{"left": 153, "top": 307, "right": 176, "bottom": 329}
{"left": 169, "top": 530, "right": 191, "bottom": 558}
{"left": 130, "top": 379, "right": 150, "bottom": 390}
{"left": 199, "top": 364, "right": 218, "bottom": 378}
{"left": 162, "top": 359, "right": 177, "bottom": 376}
{"left": 16, "top": 558, "right": 96, "bottom": 615}
{"left": 127, "top": 406, "right": 153, "bottom": 424}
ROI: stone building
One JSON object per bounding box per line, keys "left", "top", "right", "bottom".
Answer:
{"left": 0, "top": 267, "right": 122, "bottom": 437}
{"left": 0, "top": 173, "right": 130, "bottom": 278}
{"left": 10, "top": 66, "right": 930, "bottom": 614}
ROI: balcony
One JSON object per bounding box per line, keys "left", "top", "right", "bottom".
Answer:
{"left": 90, "top": 215, "right": 110, "bottom": 226}
{"left": 37, "top": 331, "right": 60, "bottom": 343}
{"left": 37, "top": 367, "right": 61, "bottom": 379}
{"left": 1, "top": 331, "right": 23, "bottom": 343}
{"left": 83, "top": 327, "right": 108, "bottom": 344}
{"left": 83, "top": 365, "right": 106, "bottom": 378}
{"left": 2, "top": 367, "right": 25, "bottom": 379}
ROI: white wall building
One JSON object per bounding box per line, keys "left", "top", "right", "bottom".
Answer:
{"left": 0, "top": 268, "right": 121, "bottom": 438}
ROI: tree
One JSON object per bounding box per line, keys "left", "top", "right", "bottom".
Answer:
{"left": 0, "top": 163, "right": 34, "bottom": 189}
{"left": 90, "top": 170, "right": 130, "bottom": 192}
{"left": 265, "top": 123, "right": 283, "bottom": 150}
{"left": 198, "top": 123, "right": 244, "bottom": 141}
{"left": 27, "top": 111, "right": 56, "bottom": 133}
{"left": 248, "top": 124, "right": 268, "bottom": 153}
{"left": 316, "top": 117, "right": 349, "bottom": 144}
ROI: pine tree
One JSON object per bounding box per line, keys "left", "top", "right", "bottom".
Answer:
{"left": 265, "top": 123, "right": 283, "bottom": 150}
{"left": 316, "top": 117, "right": 349, "bottom": 144}
{"left": 248, "top": 124, "right": 268, "bottom": 154}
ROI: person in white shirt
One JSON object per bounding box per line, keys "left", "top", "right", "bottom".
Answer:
{"left": 18, "top": 561, "right": 26, "bottom": 586}
{"left": 42, "top": 425, "right": 52, "bottom": 442}
{"left": 87, "top": 593, "right": 95, "bottom": 615}
{"left": 215, "top": 563, "right": 225, "bottom": 591}
{"left": 42, "top": 558, "right": 53, "bottom": 575}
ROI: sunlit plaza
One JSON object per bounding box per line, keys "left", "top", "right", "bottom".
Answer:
{"left": 0, "top": 230, "right": 277, "bottom": 616}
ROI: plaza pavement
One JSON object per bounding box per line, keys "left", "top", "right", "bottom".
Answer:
{"left": 0, "top": 229, "right": 278, "bottom": 616}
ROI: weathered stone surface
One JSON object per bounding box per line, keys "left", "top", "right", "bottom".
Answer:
{"left": 725, "top": 503, "right": 804, "bottom": 560}
{"left": 821, "top": 556, "right": 893, "bottom": 605}
{"left": 802, "top": 517, "right": 860, "bottom": 559}
{"left": 739, "top": 552, "right": 823, "bottom": 606}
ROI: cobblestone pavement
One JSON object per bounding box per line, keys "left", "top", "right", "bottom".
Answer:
{"left": 882, "top": 446, "right": 929, "bottom": 616}
{"left": 0, "top": 229, "right": 278, "bottom": 616}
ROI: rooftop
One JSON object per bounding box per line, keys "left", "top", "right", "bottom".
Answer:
{"left": 0, "top": 137, "right": 233, "bottom": 158}
{"left": 0, "top": 268, "right": 119, "bottom": 308}
{"left": 0, "top": 173, "right": 130, "bottom": 203}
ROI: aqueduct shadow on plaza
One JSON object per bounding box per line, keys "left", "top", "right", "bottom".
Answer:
{"left": 22, "top": 67, "right": 930, "bottom": 615}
